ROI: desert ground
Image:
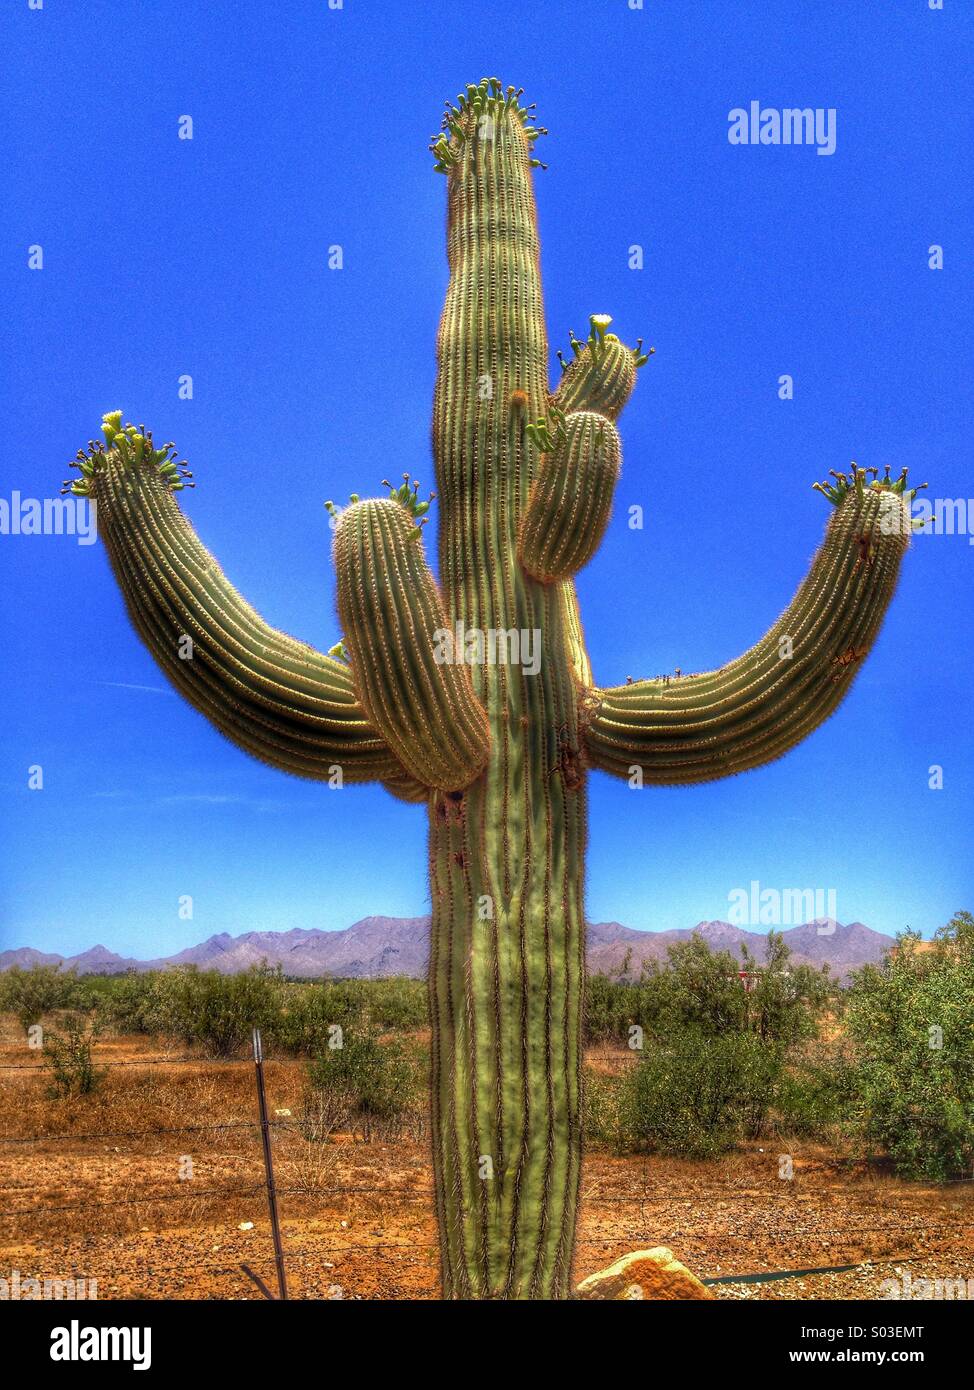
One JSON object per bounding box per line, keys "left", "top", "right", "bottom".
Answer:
{"left": 2, "top": 1025, "right": 972, "bottom": 1302}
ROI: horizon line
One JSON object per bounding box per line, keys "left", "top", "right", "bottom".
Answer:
{"left": 0, "top": 914, "right": 914, "bottom": 965}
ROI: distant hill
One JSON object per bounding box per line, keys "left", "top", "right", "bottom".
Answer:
{"left": 0, "top": 917, "right": 895, "bottom": 982}
{"left": 584, "top": 918, "right": 893, "bottom": 980}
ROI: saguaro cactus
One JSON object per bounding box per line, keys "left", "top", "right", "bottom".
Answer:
{"left": 68, "top": 77, "right": 923, "bottom": 1299}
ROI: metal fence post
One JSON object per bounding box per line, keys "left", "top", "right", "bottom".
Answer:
{"left": 252, "top": 1026, "right": 288, "bottom": 1300}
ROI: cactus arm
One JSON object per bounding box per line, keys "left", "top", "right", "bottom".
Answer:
{"left": 333, "top": 497, "right": 490, "bottom": 792}
{"left": 382, "top": 770, "right": 432, "bottom": 804}
{"left": 69, "top": 424, "right": 403, "bottom": 783}
{"left": 583, "top": 474, "right": 922, "bottom": 783}
{"left": 560, "top": 581, "right": 593, "bottom": 687}
{"left": 518, "top": 409, "right": 621, "bottom": 583}
{"left": 550, "top": 314, "right": 649, "bottom": 420}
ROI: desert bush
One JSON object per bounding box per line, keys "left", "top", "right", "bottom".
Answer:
{"left": 585, "top": 973, "right": 641, "bottom": 1044}
{"left": 843, "top": 912, "right": 974, "bottom": 1181}
{"left": 648, "top": 933, "right": 831, "bottom": 1043}
{"left": 0, "top": 965, "right": 84, "bottom": 1036}
{"left": 69, "top": 969, "right": 426, "bottom": 1055}
{"left": 298, "top": 1086, "right": 345, "bottom": 1142}
{"left": 584, "top": 933, "right": 831, "bottom": 1047}
{"left": 157, "top": 965, "right": 286, "bottom": 1057}
{"left": 355, "top": 976, "right": 427, "bottom": 1031}
{"left": 93, "top": 971, "right": 181, "bottom": 1036}
{"left": 275, "top": 985, "right": 346, "bottom": 1056}
{"left": 747, "top": 933, "right": 834, "bottom": 1045}
{"left": 589, "top": 1036, "right": 852, "bottom": 1154}
{"left": 614, "top": 1027, "right": 783, "bottom": 1159}
{"left": 42, "top": 1015, "right": 105, "bottom": 1098}
{"left": 306, "top": 1028, "right": 426, "bottom": 1140}
{"left": 282, "top": 1125, "right": 340, "bottom": 1196}
{"left": 773, "top": 1044, "right": 854, "bottom": 1140}
{"left": 275, "top": 976, "right": 426, "bottom": 1054}
{"left": 582, "top": 1068, "right": 625, "bottom": 1146}
{"left": 70, "top": 973, "right": 125, "bottom": 1009}
{"left": 582, "top": 934, "right": 835, "bottom": 1157}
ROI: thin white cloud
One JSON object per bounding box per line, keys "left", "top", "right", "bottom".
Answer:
{"left": 159, "top": 793, "right": 247, "bottom": 805}
{"left": 157, "top": 793, "right": 289, "bottom": 811}
{"left": 98, "top": 681, "right": 172, "bottom": 695}
{"left": 92, "top": 789, "right": 290, "bottom": 811}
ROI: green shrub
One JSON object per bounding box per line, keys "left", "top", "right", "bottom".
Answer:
{"left": 93, "top": 971, "right": 180, "bottom": 1036}
{"left": 274, "top": 984, "right": 347, "bottom": 1056}
{"left": 275, "top": 976, "right": 426, "bottom": 1054}
{"left": 585, "top": 974, "right": 641, "bottom": 1045}
{"left": 843, "top": 913, "right": 974, "bottom": 1182}
{"left": 53, "top": 969, "right": 426, "bottom": 1056}
{"left": 136, "top": 964, "right": 287, "bottom": 1057}
{"left": 582, "top": 1068, "right": 625, "bottom": 1146}
{"left": 583, "top": 932, "right": 832, "bottom": 1047}
{"left": 0, "top": 965, "right": 83, "bottom": 1036}
{"left": 647, "top": 933, "right": 831, "bottom": 1043}
{"left": 748, "top": 933, "right": 834, "bottom": 1045}
{"left": 306, "top": 1029, "right": 426, "bottom": 1140}
{"left": 359, "top": 977, "right": 427, "bottom": 1031}
{"left": 773, "top": 1046, "right": 854, "bottom": 1139}
{"left": 69, "top": 973, "right": 125, "bottom": 1009}
{"left": 42, "top": 1015, "right": 105, "bottom": 1098}
{"left": 580, "top": 933, "right": 838, "bottom": 1156}
{"left": 615, "top": 1028, "right": 783, "bottom": 1159}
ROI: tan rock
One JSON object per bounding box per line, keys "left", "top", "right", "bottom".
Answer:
{"left": 575, "top": 1247, "right": 714, "bottom": 1300}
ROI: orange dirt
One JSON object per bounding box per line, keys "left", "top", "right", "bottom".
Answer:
{"left": 2, "top": 1028, "right": 972, "bottom": 1301}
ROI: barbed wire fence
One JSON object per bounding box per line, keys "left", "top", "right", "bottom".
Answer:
{"left": 1, "top": 1037, "right": 971, "bottom": 1300}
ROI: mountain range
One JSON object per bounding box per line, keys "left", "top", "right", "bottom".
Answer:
{"left": 0, "top": 917, "right": 895, "bottom": 982}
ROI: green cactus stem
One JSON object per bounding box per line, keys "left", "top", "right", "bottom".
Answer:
{"left": 71, "top": 76, "right": 920, "bottom": 1300}
{"left": 583, "top": 474, "right": 919, "bottom": 783}
{"left": 76, "top": 420, "right": 399, "bottom": 784}
{"left": 551, "top": 314, "right": 647, "bottom": 420}
{"left": 333, "top": 496, "right": 489, "bottom": 791}
{"left": 519, "top": 411, "right": 621, "bottom": 583}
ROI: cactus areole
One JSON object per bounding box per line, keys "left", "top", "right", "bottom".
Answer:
{"left": 72, "top": 78, "right": 923, "bottom": 1299}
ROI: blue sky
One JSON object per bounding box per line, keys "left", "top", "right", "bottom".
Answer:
{"left": 1, "top": 0, "right": 971, "bottom": 959}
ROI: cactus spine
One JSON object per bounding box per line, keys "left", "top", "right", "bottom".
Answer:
{"left": 72, "top": 78, "right": 921, "bottom": 1299}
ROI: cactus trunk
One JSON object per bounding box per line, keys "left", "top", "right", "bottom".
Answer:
{"left": 427, "top": 92, "right": 585, "bottom": 1298}
{"left": 428, "top": 742, "right": 585, "bottom": 1298}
